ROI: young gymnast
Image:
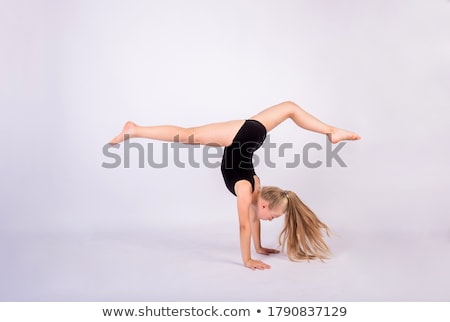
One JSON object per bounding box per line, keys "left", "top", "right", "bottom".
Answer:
{"left": 109, "top": 101, "right": 361, "bottom": 270}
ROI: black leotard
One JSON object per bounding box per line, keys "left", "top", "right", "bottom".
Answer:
{"left": 221, "top": 119, "right": 267, "bottom": 196}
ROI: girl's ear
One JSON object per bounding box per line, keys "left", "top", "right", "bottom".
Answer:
{"left": 261, "top": 200, "right": 269, "bottom": 209}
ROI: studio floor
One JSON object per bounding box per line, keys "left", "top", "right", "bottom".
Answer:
{"left": 2, "top": 227, "right": 449, "bottom": 302}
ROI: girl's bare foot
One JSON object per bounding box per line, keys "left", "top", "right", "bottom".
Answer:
{"left": 109, "top": 121, "right": 137, "bottom": 145}
{"left": 327, "top": 128, "right": 361, "bottom": 144}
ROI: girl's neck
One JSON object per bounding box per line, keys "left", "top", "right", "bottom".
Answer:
{"left": 251, "top": 190, "right": 260, "bottom": 205}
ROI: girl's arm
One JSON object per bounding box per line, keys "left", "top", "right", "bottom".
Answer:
{"left": 249, "top": 207, "right": 280, "bottom": 255}
{"left": 235, "top": 182, "right": 271, "bottom": 270}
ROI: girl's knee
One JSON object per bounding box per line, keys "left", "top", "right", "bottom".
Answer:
{"left": 182, "top": 127, "right": 198, "bottom": 144}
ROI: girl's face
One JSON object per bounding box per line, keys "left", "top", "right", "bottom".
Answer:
{"left": 257, "top": 198, "right": 285, "bottom": 221}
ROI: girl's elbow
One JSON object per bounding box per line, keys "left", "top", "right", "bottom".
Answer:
{"left": 239, "top": 224, "right": 250, "bottom": 233}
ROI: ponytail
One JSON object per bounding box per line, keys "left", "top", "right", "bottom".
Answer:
{"left": 279, "top": 191, "right": 331, "bottom": 261}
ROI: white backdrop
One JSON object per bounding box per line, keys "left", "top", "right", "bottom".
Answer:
{"left": 1, "top": 0, "right": 449, "bottom": 301}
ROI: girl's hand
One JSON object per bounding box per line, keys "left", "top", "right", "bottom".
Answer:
{"left": 245, "top": 259, "right": 271, "bottom": 270}
{"left": 256, "top": 247, "right": 280, "bottom": 255}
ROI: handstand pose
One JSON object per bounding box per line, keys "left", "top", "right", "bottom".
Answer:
{"left": 109, "top": 101, "right": 361, "bottom": 270}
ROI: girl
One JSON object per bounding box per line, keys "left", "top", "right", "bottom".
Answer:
{"left": 109, "top": 101, "right": 361, "bottom": 270}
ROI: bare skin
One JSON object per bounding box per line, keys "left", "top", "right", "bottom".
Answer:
{"left": 108, "top": 101, "right": 361, "bottom": 270}
{"left": 109, "top": 101, "right": 361, "bottom": 146}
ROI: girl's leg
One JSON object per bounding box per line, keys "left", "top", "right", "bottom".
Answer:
{"left": 109, "top": 101, "right": 360, "bottom": 145}
{"left": 109, "top": 120, "right": 245, "bottom": 146}
{"left": 250, "top": 101, "right": 361, "bottom": 143}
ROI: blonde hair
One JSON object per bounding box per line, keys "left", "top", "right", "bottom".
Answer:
{"left": 260, "top": 186, "right": 331, "bottom": 261}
